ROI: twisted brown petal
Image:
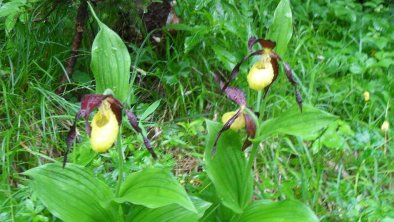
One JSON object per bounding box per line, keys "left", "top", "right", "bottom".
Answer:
{"left": 106, "top": 96, "right": 123, "bottom": 125}
{"left": 248, "top": 37, "right": 258, "bottom": 51}
{"left": 295, "top": 88, "right": 303, "bottom": 112}
{"left": 263, "top": 56, "right": 280, "bottom": 99}
{"left": 212, "top": 109, "right": 242, "bottom": 156}
{"left": 79, "top": 94, "right": 106, "bottom": 118}
{"left": 213, "top": 73, "right": 246, "bottom": 106}
{"left": 126, "top": 110, "right": 141, "bottom": 133}
{"left": 222, "top": 50, "right": 264, "bottom": 92}
{"left": 244, "top": 113, "right": 256, "bottom": 138}
{"left": 224, "top": 87, "right": 246, "bottom": 106}
{"left": 248, "top": 37, "right": 276, "bottom": 51}
{"left": 270, "top": 53, "right": 303, "bottom": 112}
{"left": 242, "top": 112, "right": 257, "bottom": 150}
{"left": 283, "top": 62, "right": 303, "bottom": 112}
{"left": 63, "top": 112, "right": 82, "bottom": 168}
{"left": 242, "top": 137, "right": 252, "bottom": 151}
{"left": 283, "top": 62, "right": 297, "bottom": 86}
{"left": 126, "top": 110, "right": 157, "bottom": 159}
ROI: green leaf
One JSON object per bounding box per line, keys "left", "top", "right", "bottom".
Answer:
{"left": 116, "top": 168, "right": 197, "bottom": 213}
{"left": 256, "top": 105, "right": 337, "bottom": 141}
{"left": 5, "top": 12, "right": 18, "bottom": 33}
{"left": 129, "top": 196, "right": 211, "bottom": 222}
{"left": 267, "top": 0, "right": 293, "bottom": 56}
{"left": 0, "top": 0, "right": 25, "bottom": 17}
{"left": 212, "top": 45, "right": 238, "bottom": 71}
{"left": 24, "top": 163, "right": 118, "bottom": 222}
{"left": 163, "top": 24, "right": 208, "bottom": 33}
{"left": 139, "top": 99, "right": 161, "bottom": 121}
{"left": 239, "top": 200, "right": 319, "bottom": 222}
{"left": 185, "top": 34, "right": 204, "bottom": 53}
{"left": 89, "top": 4, "right": 131, "bottom": 103}
{"left": 204, "top": 120, "right": 253, "bottom": 214}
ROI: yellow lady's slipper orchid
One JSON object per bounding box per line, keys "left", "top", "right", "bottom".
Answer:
{"left": 381, "top": 120, "right": 389, "bottom": 132}
{"left": 222, "top": 111, "right": 245, "bottom": 130}
{"left": 90, "top": 99, "right": 119, "bottom": 152}
{"left": 64, "top": 94, "right": 157, "bottom": 168}
{"left": 363, "top": 91, "right": 370, "bottom": 102}
{"left": 247, "top": 59, "right": 274, "bottom": 91}
{"left": 221, "top": 37, "right": 302, "bottom": 111}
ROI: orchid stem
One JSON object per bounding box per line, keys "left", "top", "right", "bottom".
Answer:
{"left": 255, "top": 91, "right": 262, "bottom": 112}
{"left": 242, "top": 91, "right": 265, "bottom": 205}
{"left": 241, "top": 142, "right": 259, "bottom": 207}
{"left": 246, "top": 143, "right": 259, "bottom": 177}
{"left": 115, "top": 128, "right": 124, "bottom": 197}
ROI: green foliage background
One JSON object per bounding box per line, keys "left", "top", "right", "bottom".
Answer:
{"left": 0, "top": 0, "right": 393, "bottom": 221}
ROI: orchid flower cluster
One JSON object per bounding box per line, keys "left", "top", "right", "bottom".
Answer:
{"left": 63, "top": 93, "right": 157, "bottom": 167}
{"left": 213, "top": 37, "right": 303, "bottom": 154}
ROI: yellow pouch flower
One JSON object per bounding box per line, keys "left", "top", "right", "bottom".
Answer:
{"left": 222, "top": 111, "right": 245, "bottom": 130}
{"left": 64, "top": 94, "right": 157, "bottom": 168}
{"left": 247, "top": 60, "right": 274, "bottom": 91}
{"left": 363, "top": 91, "right": 370, "bottom": 102}
{"left": 90, "top": 100, "right": 119, "bottom": 152}
{"left": 381, "top": 120, "right": 389, "bottom": 132}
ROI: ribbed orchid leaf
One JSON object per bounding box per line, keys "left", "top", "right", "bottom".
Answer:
{"left": 256, "top": 105, "right": 337, "bottom": 141}
{"left": 267, "top": 0, "right": 293, "bottom": 56}
{"left": 115, "top": 168, "right": 197, "bottom": 213}
{"left": 205, "top": 120, "right": 253, "bottom": 214}
{"left": 24, "top": 163, "right": 118, "bottom": 222}
{"left": 128, "top": 196, "right": 211, "bottom": 222}
{"left": 89, "top": 4, "right": 131, "bottom": 103}
{"left": 239, "top": 200, "right": 319, "bottom": 222}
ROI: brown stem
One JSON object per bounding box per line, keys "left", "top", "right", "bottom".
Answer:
{"left": 56, "top": 0, "right": 89, "bottom": 94}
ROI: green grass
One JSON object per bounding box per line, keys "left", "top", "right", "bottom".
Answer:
{"left": 1, "top": 0, "right": 393, "bottom": 221}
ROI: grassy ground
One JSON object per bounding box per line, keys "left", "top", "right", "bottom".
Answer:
{"left": 0, "top": 0, "right": 393, "bottom": 221}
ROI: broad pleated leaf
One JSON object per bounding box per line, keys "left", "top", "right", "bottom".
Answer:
{"left": 116, "top": 168, "right": 197, "bottom": 213}
{"left": 256, "top": 105, "right": 337, "bottom": 141}
{"left": 89, "top": 4, "right": 131, "bottom": 103}
{"left": 24, "top": 163, "right": 118, "bottom": 222}
{"left": 267, "top": 0, "right": 293, "bottom": 56}
{"left": 129, "top": 196, "right": 211, "bottom": 222}
{"left": 239, "top": 200, "right": 319, "bottom": 222}
{"left": 204, "top": 120, "right": 253, "bottom": 214}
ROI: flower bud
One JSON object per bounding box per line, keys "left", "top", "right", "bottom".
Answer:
{"left": 90, "top": 100, "right": 119, "bottom": 152}
{"left": 247, "top": 60, "right": 274, "bottom": 91}
{"left": 221, "top": 111, "right": 245, "bottom": 130}
{"left": 381, "top": 120, "right": 389, "bottom": 132}
{"left": 363, "top": 91, "right": 370, "bottom": 102}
